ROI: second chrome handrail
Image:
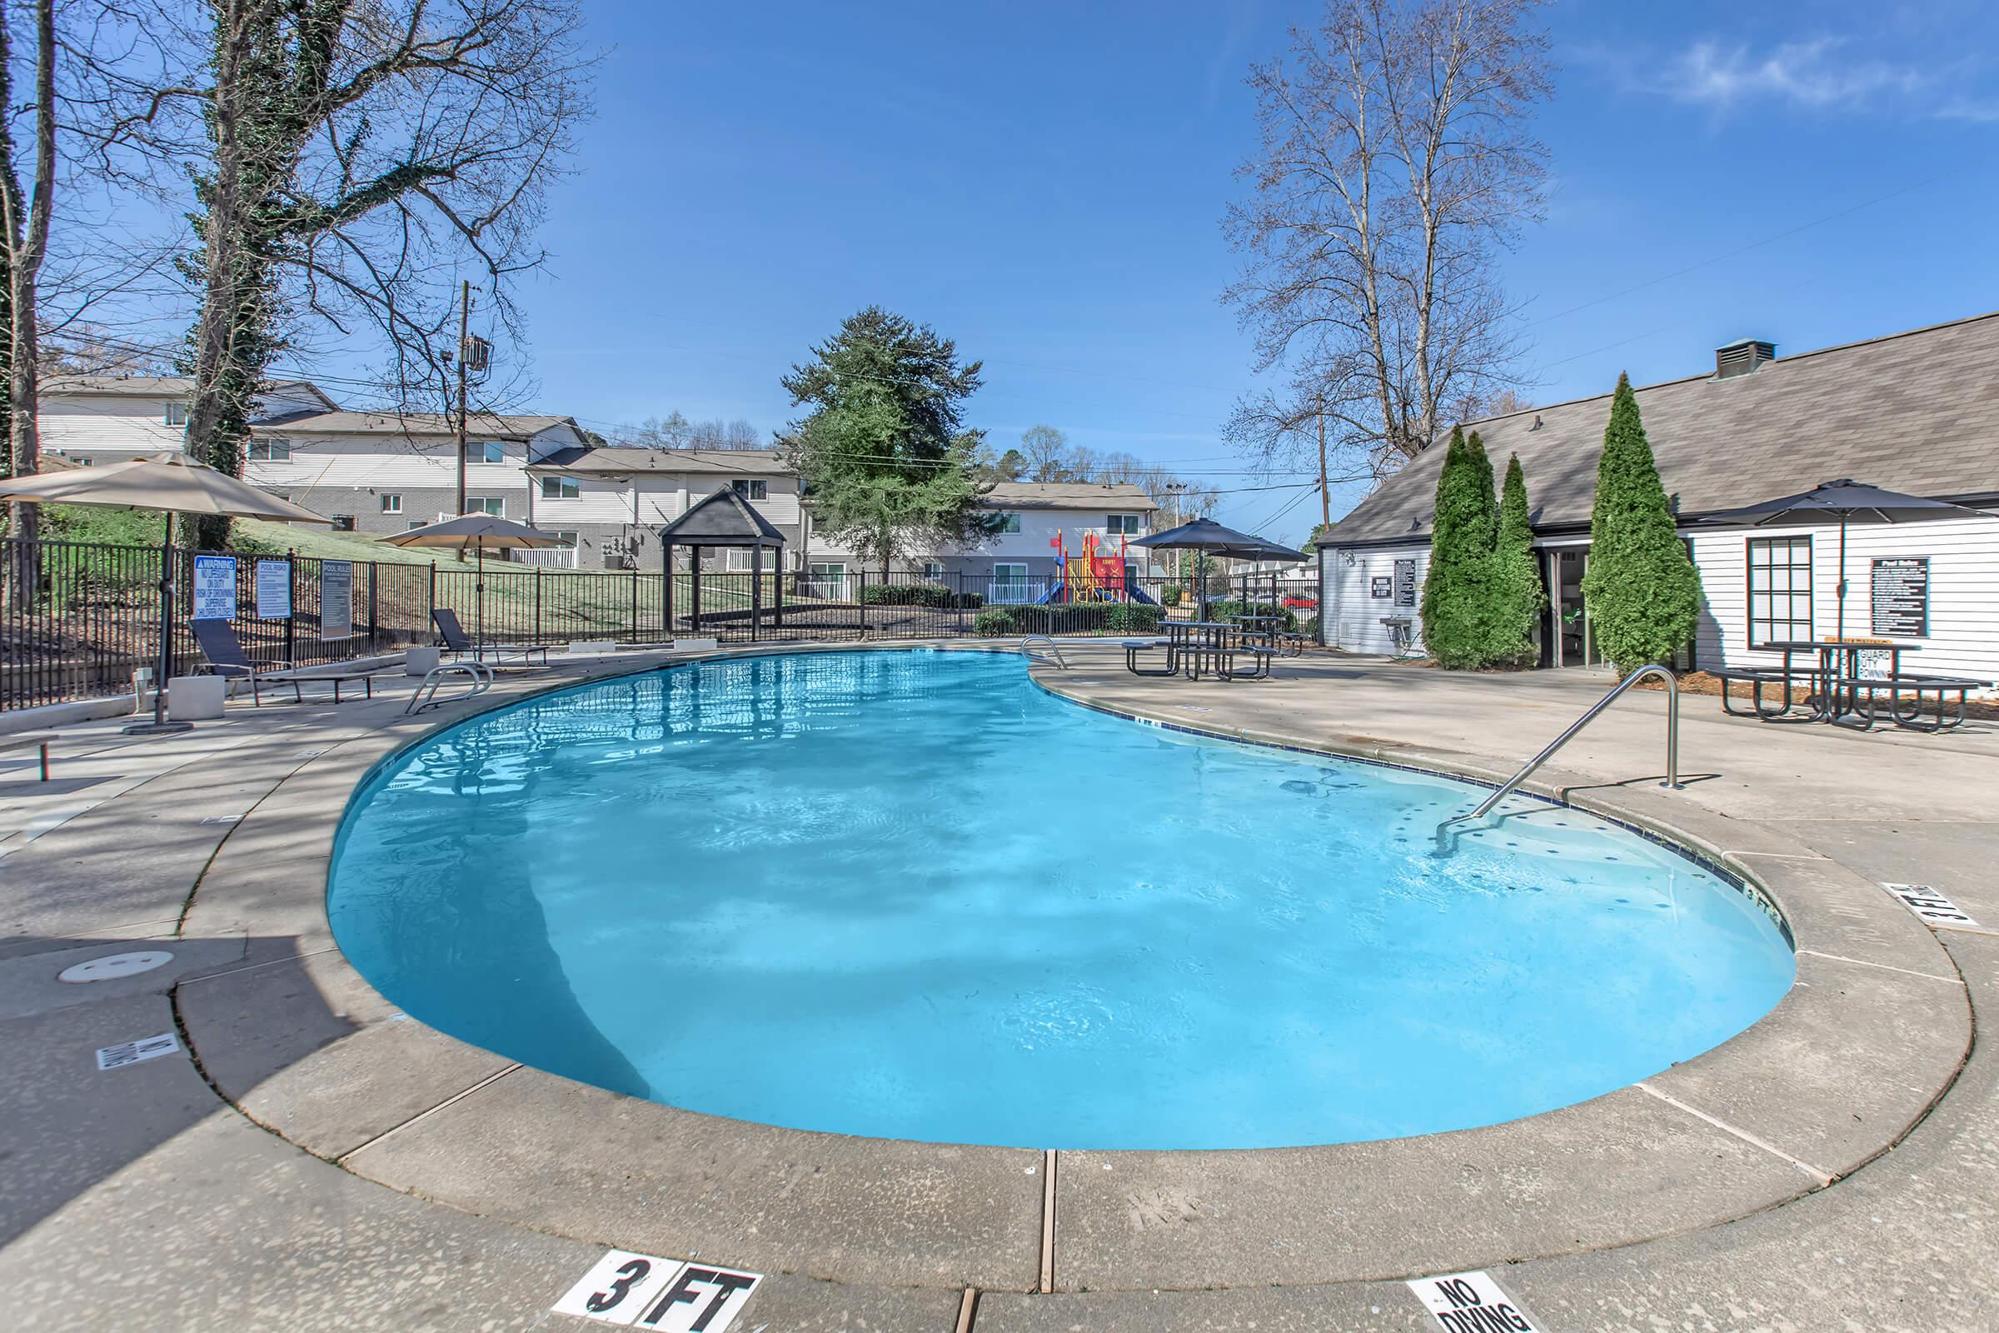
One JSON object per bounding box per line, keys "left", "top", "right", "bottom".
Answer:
{"left": 1436, "top": 663, "right": 1681, "bottom": 850}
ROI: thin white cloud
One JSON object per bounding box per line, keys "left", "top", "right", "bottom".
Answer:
{"left": 1664, "top": 37, "right": 1929, "bottom": 110}
{"left": 1587, "top": 33, "right": 1998, "bottom": 122}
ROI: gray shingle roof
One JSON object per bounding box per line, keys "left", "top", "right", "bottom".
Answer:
{"left": 254, "top": 410, "right": 577, "bottom": 439}
{"left": 528, "top": 446, "right": 790, "bottom": 476}
{"left": 1319, "top": 310, "right": 1999, "bottom": 546}
{"left": 984, "top": 482, "right": 1156, "bottom": 509}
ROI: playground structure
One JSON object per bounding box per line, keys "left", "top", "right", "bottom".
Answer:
{"left": 1035, "top": 530, "right": 1158, "bottom": 605}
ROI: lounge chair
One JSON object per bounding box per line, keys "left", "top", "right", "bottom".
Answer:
{"left": 191, "top": 620, "right": 379, "bottom": 705}
{"left": 431, "top": 608, "right": 550, "bottom": 666}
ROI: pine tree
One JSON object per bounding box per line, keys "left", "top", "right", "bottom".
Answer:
{"left": 1487, "top": 453, "right": 1544, "bottom": 666}
{"left": 779, "top": 307, "right": 993, "bottom": 576}
{"left": 1419, "top": 427, "right": 1499, "bottom": 668}
{"left": 1581, "top": 374, "right": 1702, "bottom": 672}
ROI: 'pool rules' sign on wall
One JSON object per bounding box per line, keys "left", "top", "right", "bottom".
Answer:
{"left": 191, "top": 554, "right": 237, "bottom": 620}
{"left": 1393, "top": 558, "right": 1418, "bottom": 607}
{"left": 1870, "top": 557, "right": 1928, "bottom": 637}
{"left": 1408, "top": 1270, "right": 1546, "bottom": 1331}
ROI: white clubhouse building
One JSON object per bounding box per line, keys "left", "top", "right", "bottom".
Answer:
{"left": 1315, "top": 312, "right": 1999, "bottom": 685}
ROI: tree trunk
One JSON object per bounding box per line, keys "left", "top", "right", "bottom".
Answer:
{"left": 184, "top": 0, "right": 258, "bottom": 549}
{"left": 2, "top": 0, "right": 54, "bottom": 587}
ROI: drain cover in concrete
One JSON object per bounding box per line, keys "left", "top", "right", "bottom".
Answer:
{"left": 59, "top": 950, "right": 175, "bottom": 984}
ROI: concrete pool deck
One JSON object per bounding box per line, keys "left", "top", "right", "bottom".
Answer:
{"left": 1, "top": 641, "right": 1994, "bottom": 1329}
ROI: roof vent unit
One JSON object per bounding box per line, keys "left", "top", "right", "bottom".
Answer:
{"left": 1715, "top": 338, "right": 1776, "bottom": 379}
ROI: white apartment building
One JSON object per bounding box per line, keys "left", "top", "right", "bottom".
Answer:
{"left": 802, "top": 482, "right": 1159, "bottom": 601}
{"left": 39, "top": 375, "right": 336, "bottom": 466}
{"left": 242, "top": 411, "right": 590, "bottom": 540}
{"left": 522, "top": 446, "right": 800, "bottom": 570}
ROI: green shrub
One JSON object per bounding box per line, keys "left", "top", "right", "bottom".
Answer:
{"left": 971, "top": 600, "right": 1164, "bottom": 637}
{"left": 1487, "top": 453, "right": 1544, "bottom": 667}
{"left": 1208, "top": 599, "right": 1297, "bottom": 631}
{"left": 1160, "top": 585, "right": 1182, "bottom": 607}
{"left": 1420, "top": 426, "right": 1499, "bottom": 669}
{"left": 858, "top": 582, "right": 983, "bottom": 609}
{"left": 1581, "top": 375, "right": 1702, "bottom": 672}
{"left": 972, "top": 606, "right": 1017, "bottom": 636}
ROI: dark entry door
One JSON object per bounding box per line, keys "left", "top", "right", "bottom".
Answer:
{"left": 1549, "top": 548, "right": 1598, "bottom": 667}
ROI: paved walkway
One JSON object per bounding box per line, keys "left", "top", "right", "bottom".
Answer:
{"left": 0, "top": 645, "right": 1992, "bottom": 1330}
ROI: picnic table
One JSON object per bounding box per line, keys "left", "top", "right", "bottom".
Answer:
{"left": 1720, "top": 638, "right": 1987, "bottom": 731}
{"left": 1125, "top": 620, "right": 1276, "bottom": 681}
{"left": 1766, "top": 638, "right": 1919, "bottom": 725}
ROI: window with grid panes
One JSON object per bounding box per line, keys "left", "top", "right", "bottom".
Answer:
{"left": 1746, "top": 536, "right": 1812, "bottom": 647}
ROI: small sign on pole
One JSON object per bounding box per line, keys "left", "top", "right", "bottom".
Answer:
{"left": 191, "top": 554, "right": 237, "bottom": 620}
{"left": 254, "top": 559, "right": 292, "bottom": 620}
{"left": 319, "top": 560, "right": 354, "bottom": 640}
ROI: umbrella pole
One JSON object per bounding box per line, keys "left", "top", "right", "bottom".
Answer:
{"left": 1835, "top": 517, "right": 1848, "bottom": 641}
{"left": 125, "top": 511, "right": 194, "bottom": 735}
{"left": 476, "top": 538, "right": 485, "bottom": 655}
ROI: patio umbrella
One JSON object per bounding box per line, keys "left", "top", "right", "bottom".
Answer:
{"left": 0, "top": 452, "right": 332, "bottom": 734}
{"left": 1699, "top": 479, "right": 1991, "bottom": 639}
{"left": 1131, "top": 517, "right": 1307, "bottom": 617}
{"left": 383, "top": 513, "right": 561, "bottom": 647}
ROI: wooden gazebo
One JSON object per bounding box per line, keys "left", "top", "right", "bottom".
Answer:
{"left": 657, "top": 487, "right": 787, "bottom": 640}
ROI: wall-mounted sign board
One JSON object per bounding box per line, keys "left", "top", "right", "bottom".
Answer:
{"left": 1393, "top": 558, "right": 1417, "bottom": 608}
{"left": 1870, "top": 557, "right": 1928, "bottom": 637}
{"left": 1370, "top": 576, "right": 1393, "bottom": 598}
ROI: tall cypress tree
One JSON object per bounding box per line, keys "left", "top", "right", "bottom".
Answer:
{"left": 1581, "top": 374, "right": 1702, "bottom": 671}
{"left": 1488, "top": 453, "right": 1544, "bottom": 666}
{"left": 1420, "top": 426, "right": 1499, "bottom": 668}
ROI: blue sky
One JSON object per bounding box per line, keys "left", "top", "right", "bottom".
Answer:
{"left": 398, "top": 2, "right": 1999, "bottom": 541}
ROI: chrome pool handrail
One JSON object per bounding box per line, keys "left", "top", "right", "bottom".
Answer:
{"left": 1018, "top": 635, "right": 1068, "bottom": 670}
{"left": 1435, "top": 663, "right": 1681, "bottom": 851}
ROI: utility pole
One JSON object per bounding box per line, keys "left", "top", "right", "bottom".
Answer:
{"left": 1316, "top": 406, "right": 1330, "bottom": 529}
{"left": 453, "top": 279, "right": 471, "bottom": 515}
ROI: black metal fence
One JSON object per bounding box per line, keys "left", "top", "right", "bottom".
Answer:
{"left": 1, "top": 538, "right": 1322, "bottom": 712}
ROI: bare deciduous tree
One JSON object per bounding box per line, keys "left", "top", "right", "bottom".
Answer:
{"left": 180, "top": 0, "right": 591, "bottom": 542}
{"left": 1223, "top": 0, "right": 1549, "bottom": 482}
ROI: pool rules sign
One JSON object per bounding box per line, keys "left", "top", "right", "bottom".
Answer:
{"left": 1408, "top": 1270, "right": 1546, "bottom": 1331}
{"left": 554, "top": 1250, "right": 761, "bottom": 1330}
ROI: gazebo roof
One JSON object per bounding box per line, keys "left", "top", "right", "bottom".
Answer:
{"left": 655, "top": 486, "right": 787, "bottom": 546}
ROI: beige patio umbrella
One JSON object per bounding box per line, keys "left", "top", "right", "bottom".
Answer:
{"left": 382, "top": 513, "right": 561, "bottom": 648}
{"left": 0, "top": 452, "right": 332, "bottom": 734}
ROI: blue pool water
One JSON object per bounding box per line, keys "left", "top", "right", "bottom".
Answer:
{"left": 328, "top": 650, "right": 1794, "bottom": 1150}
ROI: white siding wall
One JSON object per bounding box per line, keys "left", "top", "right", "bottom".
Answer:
{"left": 246, "top": 432, "right": 492, "bottom": 496}
{"left": 1319, "top": 543, "right": 1430, "bottom": 653}
{"left": 527, "top": 473, "right": 802, "bottom": 533}
{"left": 806, "top": 505, "right": 1152, "bottom": 570}
{"left": 1691, "top": 515, "right": 1999, "bottom": 683}
{"left": 39, "top": 396, "right": 183, "bottom": 459}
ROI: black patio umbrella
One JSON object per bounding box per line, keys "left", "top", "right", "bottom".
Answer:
{"left": 1131, "top": 517, "right": 1306, "bottom": 617}
{"left": 1699, "top": 478, "right": 1990, "bottom": 639}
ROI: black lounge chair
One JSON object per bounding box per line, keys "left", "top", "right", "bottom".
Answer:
{"left": 432, "top": 608, "right": 550, "bottom": 666}
{"left": 191, "top": 620, "right": 378, "bottom": 705}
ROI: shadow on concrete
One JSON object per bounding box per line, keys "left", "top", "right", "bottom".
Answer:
{"left": 0, "top": 933, "right": 352, "bottom": 1249}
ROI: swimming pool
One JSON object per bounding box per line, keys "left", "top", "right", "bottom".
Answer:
{"left": 328, "top": 649, "right": 1794, "bottom": 1151}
